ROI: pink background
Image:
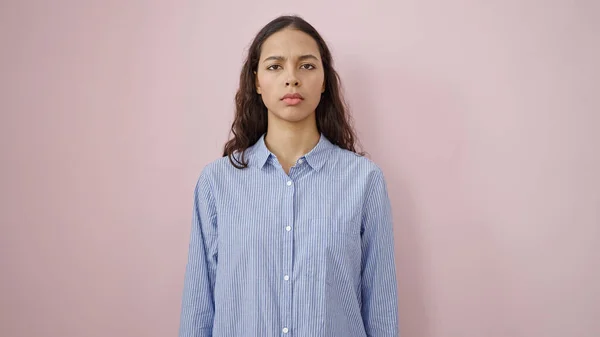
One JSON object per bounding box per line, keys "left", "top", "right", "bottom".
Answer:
{"left": 1, "top": 1, "right": 598, "bottom": 336}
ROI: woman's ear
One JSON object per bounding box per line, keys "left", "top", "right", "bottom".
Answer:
{"left": 254, "top": 71, "right": 261, "bottom": 94}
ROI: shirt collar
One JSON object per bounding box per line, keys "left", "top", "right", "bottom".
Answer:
{"left": 248, "top": 133, "right": 335, "bottom": 171}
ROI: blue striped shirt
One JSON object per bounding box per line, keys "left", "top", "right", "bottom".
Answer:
{"left": 179, "top": 133, "right": 399, "bottom": 337}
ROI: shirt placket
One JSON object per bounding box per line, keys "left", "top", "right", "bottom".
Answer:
{"left": 281, "top": 174, "right": 295, "bottom": 336}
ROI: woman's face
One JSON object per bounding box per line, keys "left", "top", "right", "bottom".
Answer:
{"left": 255, "top": 28, "right": 325, "bottom": 125}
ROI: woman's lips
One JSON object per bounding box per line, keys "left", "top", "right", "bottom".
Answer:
{"left": 282, "top": 97, "right": 303, "bottom": 105}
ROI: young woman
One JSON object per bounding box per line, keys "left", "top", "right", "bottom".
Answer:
{"left": 179, "top": 15, "right": 399, "bottom": 337}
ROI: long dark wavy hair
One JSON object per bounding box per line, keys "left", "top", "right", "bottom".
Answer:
{"left": 223, "top": 15, "right": 364, "bottom": 169}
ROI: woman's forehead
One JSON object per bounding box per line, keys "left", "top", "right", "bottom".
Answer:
{"left": 260, "top": 29, "right": 320, "bottom": 60}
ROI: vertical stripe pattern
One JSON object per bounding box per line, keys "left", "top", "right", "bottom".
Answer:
{"left": 179, "top": 133, "right": 399, "bottom": 337}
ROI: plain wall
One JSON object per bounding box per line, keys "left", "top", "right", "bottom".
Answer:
{"left": 1, "top": 1, "right": 598, "bottom": 336}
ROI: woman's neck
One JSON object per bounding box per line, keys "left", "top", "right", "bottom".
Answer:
{"left": 264, "top": 124, "right": 320, "bottom": 171}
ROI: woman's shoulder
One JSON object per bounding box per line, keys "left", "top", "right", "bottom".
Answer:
{"left": 333, "top": 146, "right": 382, "bottom": 171}
{"left": 330, "top": 146, "right": 386, "bottom": 182}
{"left": 196, "top": 155, "right": 239, "bottom": 179}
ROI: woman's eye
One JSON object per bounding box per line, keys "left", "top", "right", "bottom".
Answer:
{"left": 267, "top": 64, "right": 315, "bottom": 70}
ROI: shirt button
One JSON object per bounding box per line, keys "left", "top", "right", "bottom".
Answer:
{"left": 298, "top": 159, "right": 303, "bottom": 164}
{"left": 286, "top": 181, "right": 292, "bottom": 186}
{"left": 282, "top": 327, "right": 289, "bottom": 334}
{"left": 284, "top": 275, "right": 290, "bottom": 281}
{"left": 285, "top": 226, "right": 291, "bottom": 231}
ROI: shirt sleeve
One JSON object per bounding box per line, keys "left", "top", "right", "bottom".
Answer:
{"left": 178, "top": 171, "right": 219, "bottom": 337}
{"left": 360, "top": 167, "right": 400, "bottom": 337}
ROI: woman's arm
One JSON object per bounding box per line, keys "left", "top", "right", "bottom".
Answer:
{"left": 361, "top": 167, "right": 400, "bottom": 337}
{"left": 178, "top": 171, "right": 218, "bottom": 337}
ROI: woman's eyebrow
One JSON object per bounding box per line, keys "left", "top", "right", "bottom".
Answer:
{"left": 262, "top": 54, "right": 320, "bottom": 63}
